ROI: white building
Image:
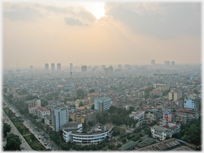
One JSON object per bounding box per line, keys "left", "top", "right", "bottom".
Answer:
{"left": 94, "top": 97, "right": 111, "bottom": 111}
{"left": 184, "top": 98, "right": 196, "bottom": 109}
{"left": 129, "top": 111, "right": 145, "bottom": 127}
{"left": 36, "top": 107, "right": 50, "bottom": 118}
{"left": 151, "top": 123, "right": 181, "bottom": 141}
{"left": 62, "top": 122, "right": 113, "bottom": 144}
{"left": 25, "top": 99, "right": 41, "bottom": 109}
{"left": 52, "top": 107, "right": 69, "bottom": 132}
{"left": 29, "top": 106, "right": 50, "bottom": 118}
{"left": 151, "top": 125, "right": 172, "bottom": 141}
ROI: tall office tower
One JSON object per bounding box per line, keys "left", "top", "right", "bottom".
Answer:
{"left": 164, "top": 61, "right": 167, "bottom": 65}
{"left": 30, "top": 65, "right": 33, "bottom": 70}
{"left": 51, "top": 106, "right": 69, "bottom": 132}
{"left": 102, "top": 65, "right": 105, "bottom": 70}
{"left": 108, "top": 66, "right": 113, "bottom": 73}
{"left": 81, "top": 65, "right": 87, "bottom": 72}
{"left": 51, "top": 63, "right": 55, "bottom": 71}
{"left": 94, "top": 66, "right": 98, "bottom": 70}
{"left": 118, "top": 64, "right": 122, "bottom": 69}
{"left": 151, "top": 59, "right": 155, "bottom": 65}
{"left": 171, "top": 61, "right": 175, "bottom": 66}
{"left": 57, "top": 63, "right": 61, "bottom": 71}
{"left": 70, "top": 63, "right": 73, "bottom": 78}
{"left": 167, "top": 61, "right": 170, "bottom": 66}
{"left": 94, "top": 97, "right": 111, "bottom": 111}
{"left": 45, "top": 63, "right": 49, "bottom": 71}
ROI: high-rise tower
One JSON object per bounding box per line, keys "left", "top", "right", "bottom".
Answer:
{"left": 70, "top": 63, "right": 73, "bottom": 78}
{"left": 57, "top": 63, "right": 61, "bottom": 71}
{"left": 51, "top": 63, "right": 55, "bottom": 71}
{"left": 45, "top": 63, "right": 49, "bottom": 71}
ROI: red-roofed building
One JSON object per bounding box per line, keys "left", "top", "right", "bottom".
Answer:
{"left": 150, "top": 90, "right": 163, "bottom": 97}
{"left": 29, "top": 106, "right": 50, "bottom": 118}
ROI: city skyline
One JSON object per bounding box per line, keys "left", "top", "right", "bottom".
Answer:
{"left": 3, "top": 1, "right": 201, "bottom": 69}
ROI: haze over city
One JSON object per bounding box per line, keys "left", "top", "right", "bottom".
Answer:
{"left": 3, "top": 1, "right": 201, "bottom": 70}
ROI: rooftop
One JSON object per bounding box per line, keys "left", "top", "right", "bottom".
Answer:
{"left": 119, "top": 141, "right": 139, "bottom": 150}
{"left": 136, "top": 138, "right": 181, "bottom": 151}
{"left": 37, "top": 106, "right": 49, "bottom": 112}
{"left": 152, "top": 125, "right": 169, "bottom": 132}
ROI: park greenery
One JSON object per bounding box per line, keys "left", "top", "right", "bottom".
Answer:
{"left": 3, "top": 123, "right": 11, "bottom": 138}
{"left": 4, "top": 134, "right": 21, "bottom": 151}
{"left": 3, "top": 108, "right": 47, "bottom": 151}
{"left": 96, "top": 106, "right": 137, "bottom": 127}
{"left": 77, "top": 89, "right": 86, "bottom": 99}
{"left": 172, "top": 117, "right": 201, "bottom": 146}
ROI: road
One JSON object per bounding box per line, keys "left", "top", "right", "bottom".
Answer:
{"left": 3, "top": 100, "right": 59, "bottom": 150}
{"left": 3, "top": 112, "right": 33, "bottom": 151}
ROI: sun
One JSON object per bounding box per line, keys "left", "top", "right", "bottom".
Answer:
{"left": 84, "top": 2, "right": 105, "bottom": 19}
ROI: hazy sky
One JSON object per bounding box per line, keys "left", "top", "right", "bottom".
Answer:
{"left": 3, "top": 1, "right": 201, "bottom": 69}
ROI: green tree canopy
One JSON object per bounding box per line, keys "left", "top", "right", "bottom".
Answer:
{"left": 89, "top": 89, "right": 95, "bottom": 93}
{"left": 3, "top": 123, "right": 11, "bottom": 138}
{"left": 4, "top": 134, "right": 21, "bottom": 151}
{"left": 77, "top": 89, "right": 85, "bottom": 98}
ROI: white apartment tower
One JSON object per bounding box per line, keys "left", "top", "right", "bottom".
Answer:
{"left": 52, "top": 107, "right": 69, "bottom": 132}
{"left": 94, "top": 97, "right": 111, "bottom": 111}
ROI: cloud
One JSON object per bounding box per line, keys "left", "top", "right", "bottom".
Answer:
{"left": 4, "top": 5, "right": 42, "bottom": 21}
{"left": 64, "top": 17, "right": 88, "bottom": 26}
{"left": 34, "top": 4, "right": 96, "bottom": 26}
{"left": 35, "top": 4, "right": 76, "bottom": 15}
{"left": 77, "top": 10, "right": 96, "bottom": 23}
{"left": 105, "top": 2, "right": 201, "bottom": 39}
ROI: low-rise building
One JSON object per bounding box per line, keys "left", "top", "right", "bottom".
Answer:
{"left": 150, "top": 90, "right": 163, "bottom": 97}
{"left": 129, "top": 111, "right": 145, "bottom": 127}
{"left": 70, "top": 109, "right": 98, "bottom": 124}
{"left": 25, "top": 99, "right": 41, "bottom": 109}
{"left": 29, "top": 106, "right": 50, "bottom": 118}
{"left": 62, "top": 122, "right": 113, "bottom": 145}
{"left": 184, "top": 98, "right": 196, "bottom": 109}
{"left": 168, "top": 90, "right": 182, "bottom": 101}
{"left": 151, "top": 125, "right": 172, "bottom": 140}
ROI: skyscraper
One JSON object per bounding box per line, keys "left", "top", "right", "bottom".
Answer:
{"left": 51, "top": 63, "right": 55, "bottom": 71}
{"left": 81, "top": 65, "right": 87, "bottom": 72}
{"left": 45, "top": 63, "right": 49, "bottom": 71}
{"left": 171, "top": 61, "right": 175, "bottom": 66}
{"left": 70, "top": 63, "right": 73, "bottom": 78}
{"left": 57, "top": 63, "right": 61, "bottom": 70}
{"left": 151, "top": 60, "right": 155, "bottom": 65}
{"left": 30, "top": 65, "right": 33, "bottom": 70}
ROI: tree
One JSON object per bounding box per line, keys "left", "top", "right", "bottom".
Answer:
{"left": 77, "top": 89, "right": 85, "bottom": 98}
{"left": 108, "top": 144, "right": 115, "bottom": 150}
{"left": 122, "top": 138, "right": 127, "bottom": 144}
{"left": 41, "top": 100, "right": 48, "bottom": 107}
{"left": 4, "top": 134, "right": 21, "bottom": 150}
{"left": 89, "top": 89, "right": 95, "bottom": 93}
{"left": 26, "top": 94, "right": 38, "bottom": 101}
{"left": 79, "top": 102, "right": 83, "bottom": 107}
{"left": 3, "top": 123, "right": 11, "bottom": 137}
{"left": 91, "top": 104, "right": 94, "bottom": 109}
{"left": 30, "top": 134, "right": 36, "bottom": 141}
{"left": 129, "top": 106, "right": 134, "bottom": 113}
{"left": 88, "top": 121, "right": 94, "bottom": 127}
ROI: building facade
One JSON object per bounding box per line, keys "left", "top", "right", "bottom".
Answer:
{"left": 129, "top": 111, "right": 145, "bottom": 127}
{"left": 94, "top": 97, "right": 111, "bottom": 111}
{"left": 184, "top": 98, "right": 196, "bottom": 109}
{"left": 62, "top": 122, "right": 113, "bottom": 144}
{"left": 25, "top": 99, "right": 41, "bottom": 109}
{"left": 168, "top": 90, "right": 182, "bottom": 101}
{"left": 52, "top": 107, "right": 69, "bottom": 132}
